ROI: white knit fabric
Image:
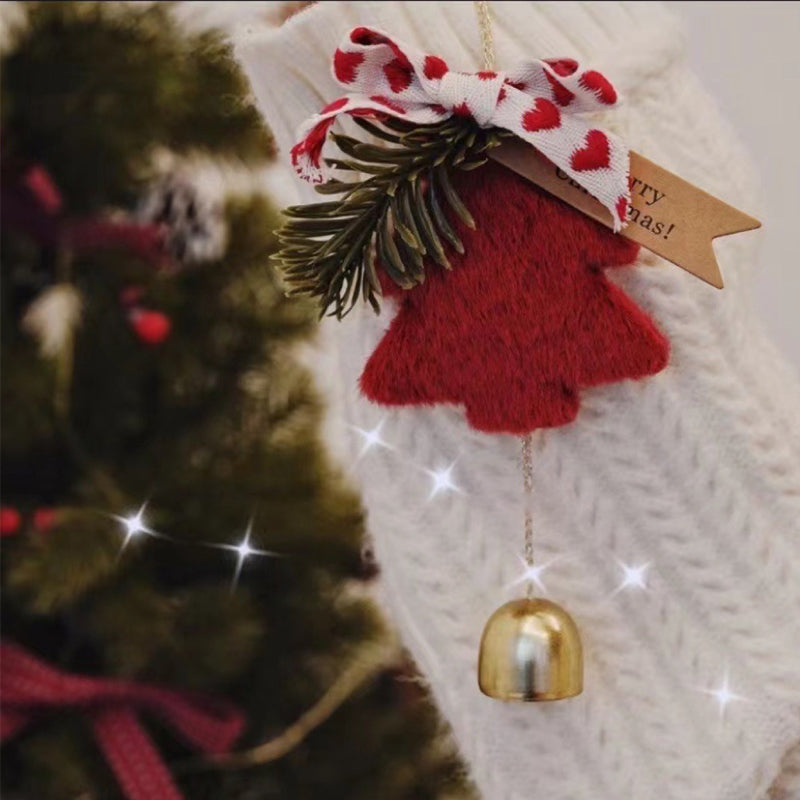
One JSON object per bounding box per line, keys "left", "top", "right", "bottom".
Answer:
{"left": 233, "top": 4, "right": 800, "bottom": 800}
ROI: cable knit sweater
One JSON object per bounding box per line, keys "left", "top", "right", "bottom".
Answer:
{"left": 233, "top": 4, "right": 800, "bottom": 799}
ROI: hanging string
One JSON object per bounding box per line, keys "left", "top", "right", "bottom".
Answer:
{"left": 474, "top": 0, "right": 537, "bottom": 594}
{"left": 521, "top": 432, "right": 535, "bottom": 596}
{"left": 473, "top": 0, "right": 496, "bottom": 71}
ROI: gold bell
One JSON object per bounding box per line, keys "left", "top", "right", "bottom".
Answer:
{"left": 478, "top": 598, "right": 583, "bottom": 702}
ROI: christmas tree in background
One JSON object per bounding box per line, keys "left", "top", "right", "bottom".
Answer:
{"left": 0, "top": 4, "right": 470, "bottom": 799}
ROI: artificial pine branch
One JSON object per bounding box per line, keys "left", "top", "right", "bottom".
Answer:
{"left": 275, "top": 117, "right": 505, "bottom": 319}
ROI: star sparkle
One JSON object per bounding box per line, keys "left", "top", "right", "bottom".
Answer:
{"left": 612, "top": 560, "right": 650, "bottom": 595}
{"left": 352, "top": 419, "right": 392, "bottom": 459}
{"left": 509, "top": 555, "right": 558, "bottom": 594}
{"left": 214, "top": 518, "right": 280, "bottom": 591}
{"left": 698, "top": 670, "right": 746, "bottom": 720}
{"left": 425, "top": 462, "right": 462, "bottom": 499}
{"left": 111, "top": 502, "right": 157, "bottom": 552}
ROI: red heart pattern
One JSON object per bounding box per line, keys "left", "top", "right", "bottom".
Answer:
{"left": 321, "top": 97, "right": 349, "bottom": 115}
{"left": 545, "top": 58, "right": 578, "bottom": 77}
{"left": 384, "top": 58, "right": 413, "bottom": 93}
{"left": 571, "top": 129, "right": 611, "bottom": 172}
{"left": 579, "top": 70, "right": 617, "bottom": 105}
{"left": 522, "top": 98, "right": 561, "bottom": 132}
{"left": 616, "top": 195, "right": 629, "bottom": 223}
{"left": 544, "top": 70, "right": 575, "bottom": 106}
{"left": 333, "top": 49, "right": 364, "bottom": 84}
{"left": 423, "top": 55, "right": 448, "bottom": 80}
{"left": 294, "top": 28, "right": 631, "bottom": 227}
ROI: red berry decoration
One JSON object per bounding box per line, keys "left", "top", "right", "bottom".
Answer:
{"left": 129, "top": 308, "right": 172, "bottom": 346}
{"left": 32, "top": 508, "right": 59, "bottom": 533}
{"left": 119, "top": 285, "right": 145, "bottom": 308}
{"left": 23, "top": 164, "right": 63, "bottom": 214}
{"left": 360, "top": 161, "right": 669, "bottom": 434}
{"left": 0, "top": 507, "right": 22, "bottom": 537}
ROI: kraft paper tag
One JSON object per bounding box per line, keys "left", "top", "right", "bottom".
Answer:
{"left": 489, "top": 140, "right": 761, "bottom": 288}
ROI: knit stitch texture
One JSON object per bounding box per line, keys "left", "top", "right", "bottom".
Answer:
{"left": 234, "top": 3, "right": 800, "bottom": 799}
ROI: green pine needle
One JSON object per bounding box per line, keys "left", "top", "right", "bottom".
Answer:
{"left": 275, "top": 117, "right": 504, "bottom": 319}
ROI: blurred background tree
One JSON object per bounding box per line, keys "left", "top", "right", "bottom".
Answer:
{"left": 0, "top": 4, "right": 470, "bottom": 799}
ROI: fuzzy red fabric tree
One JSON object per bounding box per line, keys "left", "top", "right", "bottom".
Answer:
{"left": 360, "top": 161, "right": 669, "bottom": 434}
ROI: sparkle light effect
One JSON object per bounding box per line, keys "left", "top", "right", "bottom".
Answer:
{"left": 697, "top": 669, "right": 747, "bottom": 720}
{"left": 109, "top": 502, "right": 281, "bottom": 591}
{"left": 348, "top": 419, "right": 464, "bottom": 502}
{"left": 111, "top": 502, "right": 157, "bottom": 552}
{"left": 425, "top": 462, "right": 462, "bottom": 499}
{"left": 352, "top": 419, "right": 392, "bottom": 459}
{"left": 611, "top": 560, "right": 650, "bottom": 595}
{"left": 509, "top": 555, "right": 558, "bottom": 594}
{"left": 214, "top": 518, "right": 280, "bottom": 591}
{"left": 345, "top": 419, "right": 753, "bottom": 728}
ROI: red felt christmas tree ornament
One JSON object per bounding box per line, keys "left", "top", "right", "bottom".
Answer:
{"left": 276, "top": 20, "right": 673, "bottom": 702}
{"left": 360, "top": 161, "right": 668, "bottom": 434}
{"left": 280, "top": 24, "right": 667, "bottom": 436}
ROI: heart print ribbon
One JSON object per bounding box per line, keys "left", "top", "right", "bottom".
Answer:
{"left": 291, "top": 26, "right": 630, "bottom": 229}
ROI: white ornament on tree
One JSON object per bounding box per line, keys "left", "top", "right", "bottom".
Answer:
{"left": 137, "top": 173, "right": 227, "bottom": 266}
{"left": 21, "top": 283, "right": 83, "bottom": 359}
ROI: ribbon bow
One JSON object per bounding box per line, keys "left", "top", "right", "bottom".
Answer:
{"left": 0, "top": 641, "right": 244, "bottom": 800}
{"left": 292, "top": 27, "right": 630, "bottom": 229}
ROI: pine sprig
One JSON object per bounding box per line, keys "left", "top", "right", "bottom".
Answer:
{"left": 275, "top": 117, "right": 504, "bottom": 318}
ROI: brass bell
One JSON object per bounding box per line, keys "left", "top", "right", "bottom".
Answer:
{"left": 478, "top": 598, "right": 583, "bottom": 701}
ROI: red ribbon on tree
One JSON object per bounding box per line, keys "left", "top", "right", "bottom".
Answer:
{"left": 0, "top": 641, "right": 244, "bottom": 800}
{"left": 1, "top": 161, "right": 169, "bottom": 268}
